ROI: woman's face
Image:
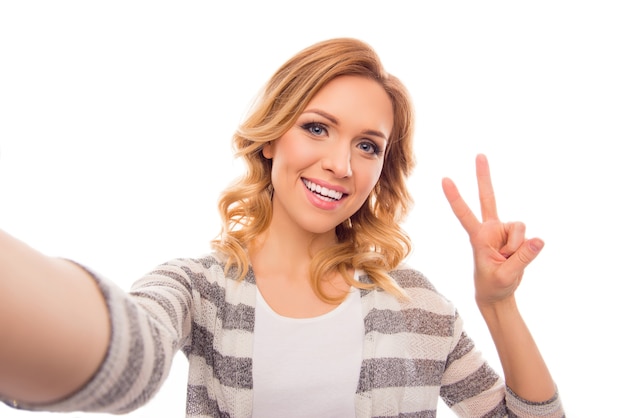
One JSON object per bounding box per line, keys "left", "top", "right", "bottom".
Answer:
{"left": 262, "top": 75, "right": 394, "bottom": 238}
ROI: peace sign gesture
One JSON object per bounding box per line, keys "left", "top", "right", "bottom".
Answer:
{"left": 442, "top": 154, "right": 544, "bottom": 306}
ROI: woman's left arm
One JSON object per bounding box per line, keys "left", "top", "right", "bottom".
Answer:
{"left": 442, "top": 154, "right": 556, "bottom": 402}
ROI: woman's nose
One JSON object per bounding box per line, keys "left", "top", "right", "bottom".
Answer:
{"left": 321, "top": 144, "right": 352, "bottom": 178}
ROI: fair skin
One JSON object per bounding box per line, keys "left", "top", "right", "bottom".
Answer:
{"left": 0, "top": 75, "right": 555, "bottom": 407}
{"left": 0, "top": 233, "right": 110, "bottom": 404}
{"left": 442, "top": 155, "right": 556, "bottom": 401}
{"left": 251, "top": 75, "right": 393, "bottom": 318}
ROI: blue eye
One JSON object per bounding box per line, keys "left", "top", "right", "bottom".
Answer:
{"left": 302, "top": 122, "right": 327, "bottom": 136}
{"left": 358, "top": 141, "right": 381, "bottom": 155}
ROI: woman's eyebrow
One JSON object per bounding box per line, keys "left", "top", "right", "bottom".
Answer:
{"left": 302, "top": 109, "right": 338, "bottom": 125}
{"left": 301, "top": 109, "right": 389, "bottom": 141}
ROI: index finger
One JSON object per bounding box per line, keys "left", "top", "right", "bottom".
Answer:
{"left": 476, "top": 154, "right": 499, "bottom": 221}
{"left": 442, "top": 177, "right": 481, "bottom": 235}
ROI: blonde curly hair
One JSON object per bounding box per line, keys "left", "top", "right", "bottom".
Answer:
{"left": 212, "top": 38, "right": 416, "bottom": 301}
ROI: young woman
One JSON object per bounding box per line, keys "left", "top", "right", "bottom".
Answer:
{"left": 0, "top": 38, "right": 564, "bottom": 417}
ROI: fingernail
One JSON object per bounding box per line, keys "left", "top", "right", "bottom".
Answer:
{"left": 530, "top": 239, "right": 545, "bottom": 252}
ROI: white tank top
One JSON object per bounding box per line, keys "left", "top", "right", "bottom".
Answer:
{"left": 251, "top": 278, "right": 364, "bottom": 417}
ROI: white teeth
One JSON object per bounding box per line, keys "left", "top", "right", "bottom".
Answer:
{"left": 303, "top": 179, "right": 344, "bottom": 200}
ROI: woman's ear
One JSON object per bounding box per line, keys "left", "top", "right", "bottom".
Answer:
{"left": 262, "top": 142, "right": 274, "bottom": 159}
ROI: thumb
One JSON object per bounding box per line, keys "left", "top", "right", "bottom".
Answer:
{"left": 506, "top": 237, "right": 544, "bottom": 272}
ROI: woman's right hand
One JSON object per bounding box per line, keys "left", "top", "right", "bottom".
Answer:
{"left": 0, "top": 229, "right": 110, "bottom": 405}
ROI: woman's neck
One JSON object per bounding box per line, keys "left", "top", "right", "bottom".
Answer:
{"left": 247, "top": 218, "right": 350, "bottom": 318}
{"left": 251, "top": 209, "right": 338, "bottom": 271}
{"left": 249, "top": 225, "right": 333, "bottom": 279}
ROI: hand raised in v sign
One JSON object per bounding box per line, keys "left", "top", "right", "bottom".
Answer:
{"left": 441, "top": 154, "right": 544, "bottom": 306}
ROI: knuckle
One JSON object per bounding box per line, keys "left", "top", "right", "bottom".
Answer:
{"left": 516, "top": 248, "right": 533, "bottom": 264}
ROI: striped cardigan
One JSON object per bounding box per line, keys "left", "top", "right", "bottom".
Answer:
{"left": 8, "top": 254, "right": 564, "bottom": 417}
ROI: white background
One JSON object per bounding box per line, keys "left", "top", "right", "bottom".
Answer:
{"left": 1, "top": 1, "right": 624, "bottom": 417}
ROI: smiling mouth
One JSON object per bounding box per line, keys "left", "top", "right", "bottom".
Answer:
{"left": 302, "top": 179, "right": 345, "bottom": 201}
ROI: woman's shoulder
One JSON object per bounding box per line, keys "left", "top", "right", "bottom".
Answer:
{"left": 387, "top": 263, "right": 456, "bottom": 314}
{"left": 133, "top": 252, "right": 256, "bottom": 307}
{"left": 136, "top": 252, "right": 238, "bottom": 289}
{"left": 158, "top": 251, "right": 236, "bottom": 274}
{"left": 388, "top": 263, "right": 439, "bottom": 293}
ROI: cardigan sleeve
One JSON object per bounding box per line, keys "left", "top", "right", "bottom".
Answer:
{"left": 388, "top": 266, "right": 564, "bottom": 418}
{"left": 4, "top": 259, "right": 194, "bottom": 414}
{"left": 440, "top": 312, "right": 564, "bottom": 417}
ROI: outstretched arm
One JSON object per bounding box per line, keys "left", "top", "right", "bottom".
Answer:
{"left": 442, "top": 154, "right": 556, "bottom": 402}
{"left": 0, "top": 229, "right": 110, "bottom": 404}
